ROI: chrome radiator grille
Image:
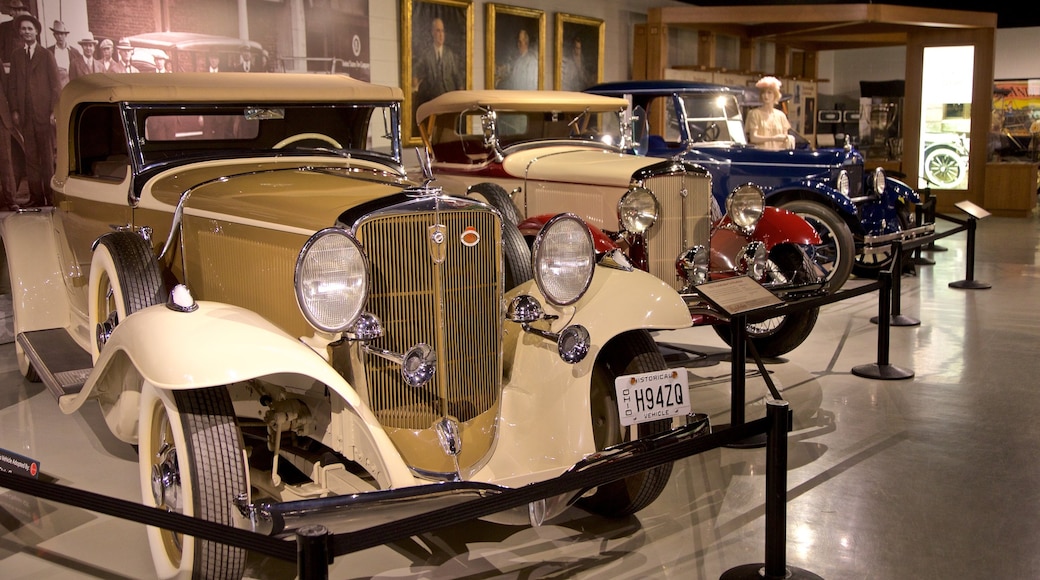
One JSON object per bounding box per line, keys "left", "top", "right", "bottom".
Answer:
{"left": 354, "top": 208, "right": 503, "bottom": 430}
{"left": 645, "top": 173, "right": 712, "bottom": 290}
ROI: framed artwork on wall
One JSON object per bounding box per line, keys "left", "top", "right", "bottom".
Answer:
{"left": 486, "top": 4, "right": 545, "bottom": 90}
{"left": 993, "top": 79, "right": 1040, "bottom": 160}
{"left": 401, "top": 0, "right": 473, "bottom": 146}
{"left": 554, "top": 13, "right": 604, "bottom": 92}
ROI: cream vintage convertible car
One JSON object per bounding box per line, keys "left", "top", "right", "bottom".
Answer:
{"left": 0, "top": 73, "right": 706, "bottom": 579}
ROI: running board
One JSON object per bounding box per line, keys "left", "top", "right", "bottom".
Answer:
{"left": 16, "top": 329, "right": 93, "bottom": 399}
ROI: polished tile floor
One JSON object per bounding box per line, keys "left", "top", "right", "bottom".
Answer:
{"left": 2, "top": 211, "right": 1039, "bottom": 579}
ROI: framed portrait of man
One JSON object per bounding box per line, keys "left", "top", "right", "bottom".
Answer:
{"left": 554, "top": 13, "right": 604, "bottom": 92}
{"left": 486, "top": 4, "right": 545, "bottom": 90}
{"left": 401, "top": 0, "right": 473, "bottom": 146}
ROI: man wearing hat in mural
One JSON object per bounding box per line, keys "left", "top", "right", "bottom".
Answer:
{"left": 153, "top": 50, "right": 172, "bottom": 73}
{"left": 231, "top": 47, "right": 255, "bottom": 72}
{"left": 79, "top": 32, "right": 103, "bottom": 73}
{"left": 115, "top": 38, "right": 138, "bottom": 73}
{"left": 0, "top": 48, "right": 18, "bottom": 210}
{"left": 98, "top": 37, "right": 119, "bottom": 72}
{"left": 8, "top": 12, "right": 59, "bottom": 207}
{"left": 0, "top": 0, "right": 31, "bottom": 65}
{"left": 47, "top": 20, "right": 87, "bottom": 88}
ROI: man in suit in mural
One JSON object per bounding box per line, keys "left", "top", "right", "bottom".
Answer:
{"left": 231, "top": 48, "right": 255, "bottom": 72}
{"left": 47, "top": 20, "right": 88, "bottom": 88}
{"left": 0, "top": 0, "right": 31, "bottom": 67}
{"left": 8, "top": 13, "right": 59, "bottom": 207}
{"left": 79, "top": 33, "right": 104, "bottom": 73}
{"left": 114, "top": 38, "right": 139, "bottom": 73}
{"left": 97, "top": 38, "right": 119, "bottom": 72}
{"left": 0, "top": 58, "right": 19, "bottom": 211}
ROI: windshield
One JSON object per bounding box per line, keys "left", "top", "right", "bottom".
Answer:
{"left": 679, "top": 94, "right": 746, "bottom": 144}
{"left": 493, "top": 110, "right": 623, "bottom": 147}
{"left": 426, "top": 107, "right": 623, "bottom": 159}
{"left": 133, "top": 103, "right": 402, "bottom": 167}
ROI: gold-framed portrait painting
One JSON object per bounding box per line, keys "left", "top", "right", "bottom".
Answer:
{"left": 554, "top": 13, "right": 604, "bottom": 92}
{"left": 486, "top": 4, "right": 545, "bottom": 90}
{"left": 401, "top": 0, "right": 473, "bottom": 145}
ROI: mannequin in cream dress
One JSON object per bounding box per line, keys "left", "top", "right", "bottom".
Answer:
{"left": 746, "top": 76, "right": 794, "bottom": 150}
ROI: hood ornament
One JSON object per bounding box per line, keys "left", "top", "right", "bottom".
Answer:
{"left": 404, "top": 147, "right": 442, "bottom": 198}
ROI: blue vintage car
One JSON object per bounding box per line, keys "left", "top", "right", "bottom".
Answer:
{"left": 586, "top": 80, "right": 934, "bottom": 289}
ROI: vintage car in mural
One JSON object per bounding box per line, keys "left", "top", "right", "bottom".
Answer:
{"left": 585, "top": 80, "right": 936, "bottom": 287}
{"left": 126, "top": 31, "right": 265, "bottom": 72}
{"left": 0, "top": 73, "right": 706, "bottom": 579}
{"left": 415, "top": 89, "right": 828, "bottom": 358}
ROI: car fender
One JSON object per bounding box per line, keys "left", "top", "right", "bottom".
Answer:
{"left": 769, "top": 181, "right": 858, "bottom": 217}
{"left": 0, "top": 210, "right": 70, "bottom": 334}
{"left": 884, "top": 176, "right": 920, "bottom": 205}
{"left": 480, "top": 267, "right": 690, "bottom": 484}
{"left": 61, "top": 300, "right": 415, "bottom": 487}
{"left": 715, "top": 206, "right": 822, "bottom": 250}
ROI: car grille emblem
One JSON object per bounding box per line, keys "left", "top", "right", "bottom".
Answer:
{"left": 428, "top": 224, "right": 446, "bottom": 263}
{"left": 460, "top": 226, "right": 480, "bottom": 247}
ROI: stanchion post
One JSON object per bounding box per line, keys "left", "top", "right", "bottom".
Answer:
{"left": 913, "top": 195, "right": 936, "bottom": 265}
{"left": 298, "top": 524, "right": 332, "bottom": 580}
{"left": 762, "top": 398, "right": 790, "bottom": 578}
{"left": 720, "top": 400, "right": 823, "bottom": 580}
{"left": 949, "top": 216, "right": 991, "bottom": 289}
{"left": 870, "top": 241, "right": 919, "bottom": 327}
{"left": 853, "top": 269, "right": 914, "bottom": 380}
{"left": 921, "top": 188, "right": 947, "bottom": 253}
{"left": 730, "top": 313, "right": 747, "bottom": 427}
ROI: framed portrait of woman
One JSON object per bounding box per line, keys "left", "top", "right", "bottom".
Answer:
{"left": 554, "top": 13, "right": 604, "bottom": 92}
{"left": 486, "top": 4, "right": 545, "bottom": 90}
{"left": 401, "top": 0, "right": 473, "bottom": 146}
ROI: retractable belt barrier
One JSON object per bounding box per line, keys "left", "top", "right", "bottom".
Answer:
{"left": 1, "top": 207, "right": 985, "bottom": 579}
{"left": 1, "top": 412, "right": 782, "bottom": 579}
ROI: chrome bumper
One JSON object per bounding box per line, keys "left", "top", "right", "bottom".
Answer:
{"left": 237, "top": 414, "right": 711, "bottom": 537}
{"left": 861, "top": 223, "right": 935, "bottom": 254}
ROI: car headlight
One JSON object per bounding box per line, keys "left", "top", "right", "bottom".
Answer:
{"left": 618, "top": 186, "right": 659, "bottom": 234}
{"left": 295, "top": 228, "right": 369, "bottom": 333}
{"left": 872, "top": 167, "right": 886, "bottom": 195}
{"left": 835, "top": 169, "right": 851, "bottom": 196}
{"left": 725, "top": 183, "right": 765, "bottom": 230}
{"left": 532, "top": 213, "right": 595, "bottom": 306}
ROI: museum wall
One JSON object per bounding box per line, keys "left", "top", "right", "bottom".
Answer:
{"left": 369, "top": 0, "right": 689, "bottom": 92}
{"left": 818, "top": 26, "right": 1040, "bottom": 101}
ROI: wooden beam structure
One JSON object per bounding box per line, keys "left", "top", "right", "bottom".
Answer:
{"left": 639, "top": 4, "right": 998, "bottom": 211}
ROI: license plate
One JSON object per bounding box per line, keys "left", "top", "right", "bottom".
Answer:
{"left": 614, "top": 368, "right": 691, "bottom": 426}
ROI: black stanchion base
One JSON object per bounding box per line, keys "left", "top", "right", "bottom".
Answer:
{"left": 923, "top": 243, "right": 948, "bottom": 252}
{"left": 869, "top": 314, "right": 921, "bottom": 326}
{"left": 912, "top": 255, "right": 935, "bottom": 266}
{"left": 949, "top": 279, "right": 991, "bottom": 290}
{"left": 713, "top": 423, "right": 769, "bottom": 449}
{"left": 851, "top": 363, "right": 915, "bottom": 380}
{"left": 720, "top": 563, "right": 825, "bottom": 579}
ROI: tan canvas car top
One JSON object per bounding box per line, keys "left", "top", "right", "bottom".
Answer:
{"left": 55, "top": 73, "right": 404, "bottom": 183}
{"left": 60, "top": 72, "right": 403, "bottom": 113}
{"left": 415, "top": 90, "right": 629, "bottom": 124}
